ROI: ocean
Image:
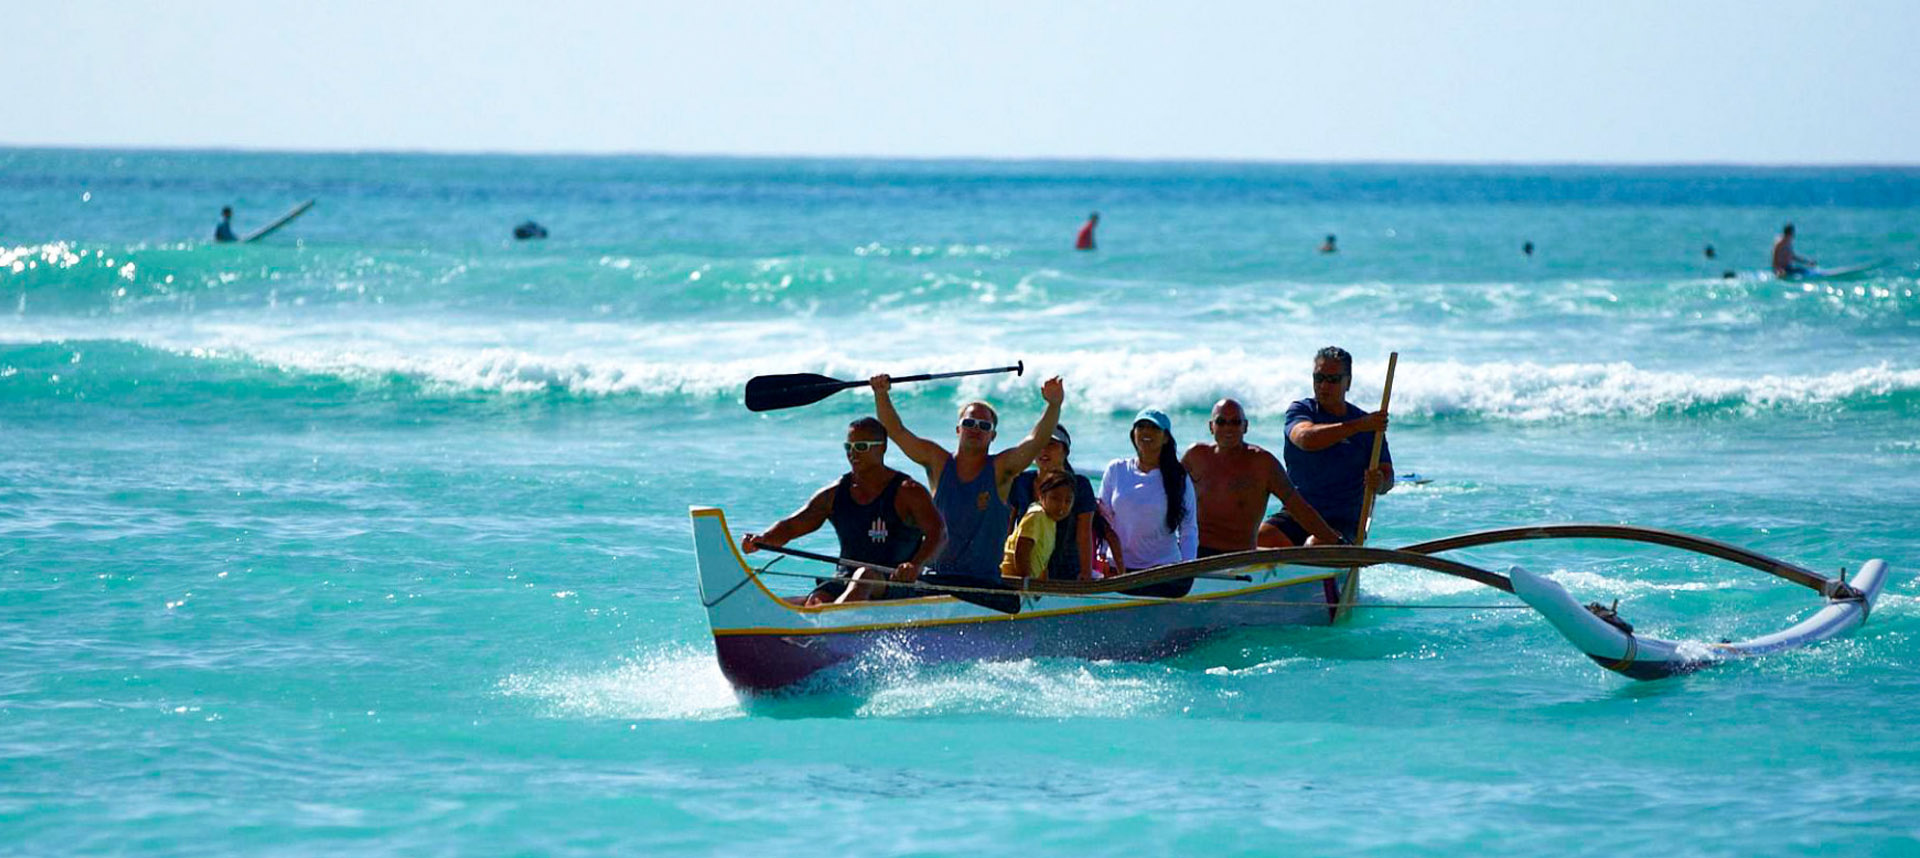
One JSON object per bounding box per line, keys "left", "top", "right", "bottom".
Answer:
{"left": 3, "top": 148, "right": 1917, "bottom": 856}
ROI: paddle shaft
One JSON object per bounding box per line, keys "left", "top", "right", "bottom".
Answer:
{"left": 888, "top": 363, "right": 1022, "bottom": 386}
{"left": 803, "top": 363, "right": 1024, "bottom": 396}
{"left": 748, "top": 541, "right": 1252, "bottom": 587}
{"left": 1334, "top": 351, "right": 1397, "bottom": 622}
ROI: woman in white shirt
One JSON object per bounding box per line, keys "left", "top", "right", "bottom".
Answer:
{"left": 1100, "top": 409, "right": 1198, "bottom": 596}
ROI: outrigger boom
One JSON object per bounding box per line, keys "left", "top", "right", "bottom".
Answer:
{"left": 690, "top": 507, "right": 1890, "bottom": 691}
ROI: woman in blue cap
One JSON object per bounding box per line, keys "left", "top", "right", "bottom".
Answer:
{"left": 1100, "top": 409, "right": 1198, "bottom": 596}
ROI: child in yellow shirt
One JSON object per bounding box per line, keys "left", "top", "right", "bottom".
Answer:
{"left": 1000, "top": 472, "right": 1077, "bottom": 582}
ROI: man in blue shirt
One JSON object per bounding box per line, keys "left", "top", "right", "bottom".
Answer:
{"left": 1257, "top": 346, "right": 1394, "bottom": 547}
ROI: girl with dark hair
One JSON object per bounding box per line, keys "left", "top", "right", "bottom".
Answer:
{"left": 1005, "top": 424, "right": 1104, "bottom": 580}
{"left": 1100, "top": 409, "right": 1198, "bottom": 595}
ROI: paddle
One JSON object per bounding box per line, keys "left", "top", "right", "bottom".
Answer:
{"left": 1334, "top": 351, "right": 1397, "bottom": 623}
{"left": 744, "top": 361, "right": 1024, "bottom": 412}
{"left": 745, "top": 542, "right": 1022, "bottom": 614}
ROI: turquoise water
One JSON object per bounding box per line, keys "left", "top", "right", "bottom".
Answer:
{"left": 3, "top": 148, "right": 1918, "bottom": 855}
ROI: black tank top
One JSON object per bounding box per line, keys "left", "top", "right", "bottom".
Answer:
{"left": 829, "top": 471, "right": 923, "bottom": 568}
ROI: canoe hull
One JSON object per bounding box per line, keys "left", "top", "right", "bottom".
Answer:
{"left": 692, "top": 506, "right": 1337, "bottom": 691}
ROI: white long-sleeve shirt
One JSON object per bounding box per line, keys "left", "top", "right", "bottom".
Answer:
{"left": 1099, "top": 458, "right": 1198, "bottom": 569}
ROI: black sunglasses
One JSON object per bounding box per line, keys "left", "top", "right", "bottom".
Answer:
{"left": 843, "top": 440, "right": 885, "bottom": 452}
{"left": 1313, "top": 372, "right": 1349, "bottom": 384}
{"left": 1211, "top": 417, "right": 1247, "bottom": 426}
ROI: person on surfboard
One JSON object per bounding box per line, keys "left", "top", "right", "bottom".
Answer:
{"left": 1258, "top": 347, "right": 1393, "bottom": 548}
{"left": 871, "top": 373, "right": 1065, "bottom": 590}
{"left": 1772, "top": 224, "right": 1814, "bottom": 278}
{"left": 740, "top": 417, "right": 946, "bottom": 605}
{"left": 1183, "top": 398, "right": 1342, "bottom": 557}
{"left": 214, "top": 207, "right": 237, "bottom": 243}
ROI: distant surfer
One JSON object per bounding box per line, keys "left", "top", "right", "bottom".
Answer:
{"left": 1075, "top": 212, "right": 1098, "bottom": 251}
{"left": 1772, "top": 224, "right": 1813, "bottom": 278}
{"left": 214, "top": 207, "right": 237, "bottom": 243}
{"left": 513, "top": 220, "right": 548, "bottom": 240}
{"left": 1704, "top": 244, "right": 1717, "bottom": 260}
{"left": 1319, "top": 234, "right": 1338, "bottom": 254}
{"left": 1523, "top": 240, "right": 1534, "bottom": 257}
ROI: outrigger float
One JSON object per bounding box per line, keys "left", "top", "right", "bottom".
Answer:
{"left": 690, "top": 507, "right": 1890, "bottom": 692}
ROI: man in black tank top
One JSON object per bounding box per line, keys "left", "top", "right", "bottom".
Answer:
{"left": 742, "top": 418, "right": 945, "bottom": 605}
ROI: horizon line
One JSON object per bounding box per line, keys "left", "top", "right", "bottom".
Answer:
{"left": 5, "top": 141, "right": 1919, "bottom": 171}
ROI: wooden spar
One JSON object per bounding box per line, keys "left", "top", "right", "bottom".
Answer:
{"left": 1335, "top": 351, "right": 1397, "bottom": 622}
{"left": 1396, "top": 524, "right": 1860, "bottom": 599}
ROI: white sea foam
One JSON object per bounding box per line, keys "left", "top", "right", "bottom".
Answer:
{"left": 856, "top": 658, "right": 1173, "bottom": 718}
{"left": 497, "top": 646, "right": 743, "bottom": 721}
{"left": 5, "top": 312, "right": 1916, "bottom": 419}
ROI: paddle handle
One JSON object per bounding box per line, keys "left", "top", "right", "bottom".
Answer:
{"left": 1353, "top": 352, "right": 1398, "bottom": 548}
{"left": 888, "top": 362, "right": 1023, "bottom": 385}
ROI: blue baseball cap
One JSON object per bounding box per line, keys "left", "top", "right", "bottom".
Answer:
{"left": 1132, "top": 409, "right": 1172, "bottom": 433}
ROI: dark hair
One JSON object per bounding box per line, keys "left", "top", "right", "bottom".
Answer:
{"left": 1038, "top": 471, "right": 1074, "bottom": 495}
{"left": 848, "top": 416, "right": 886, "bottom": 438}
{"left": 221, "top": 207, "right": 232, "bottom": 217}
{"left": 1315, "top": 346, "right": 1353, "bottom": 375}
{"left": 1783, "top": 223, "right": 1795, "bottom": 235}
{"left": 1149, "top": 429, "right": 1186, "bottom": 533}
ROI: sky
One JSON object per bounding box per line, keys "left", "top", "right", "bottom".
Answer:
{"left": 8, "top": 0, "right": 1919, "bottom": 164}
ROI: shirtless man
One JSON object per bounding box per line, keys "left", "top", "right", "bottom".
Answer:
{"left": 741, "top": 417, "right": 945, "bottom": 605}
{"left": 1182, "top": 398, "right": 1342, "bottom": 556}
{"left": 1772, "top": 223, "right": 1813, "bottom": 278}
{"left": 872, "top": 373, "right": 1065, "bottom": 586}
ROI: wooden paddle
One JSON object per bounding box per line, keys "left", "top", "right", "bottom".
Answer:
{"left": 1334, "top": 351, "right": 1397, "bottom": 623}
{"left": 745, "top": 361, "right": 1023, "bottom": 412}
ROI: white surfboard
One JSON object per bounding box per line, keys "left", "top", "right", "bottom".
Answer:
{"left": 243, "top": 199, "right": 316, "bottom": 243}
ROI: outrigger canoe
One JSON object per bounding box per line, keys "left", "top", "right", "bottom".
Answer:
{"left": 690, "top": 507, "right": 1889, "bottom": 692}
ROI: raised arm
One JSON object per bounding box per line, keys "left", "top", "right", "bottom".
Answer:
{"left": 996, "top": 376, "right": 1065, "bottom": 482}
{"left": 741, "top": 483, "right": 835, "bottom": 554}
{"left": 870, "top": 374, "right": 949, "bottom": 477}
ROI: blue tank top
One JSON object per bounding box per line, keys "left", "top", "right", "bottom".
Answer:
{"left": 933, "top": 453, "right": 1010, "bottom": 580}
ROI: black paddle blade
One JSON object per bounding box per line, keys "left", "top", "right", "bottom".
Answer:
{"left": 745, "top": 372, "right": 856, "bottom": 412}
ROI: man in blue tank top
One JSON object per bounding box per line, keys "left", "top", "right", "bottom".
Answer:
{"left": 871, "top": 373, "right": 1065, "bottom": 587}
{"left": 741, "top": 417, "right": 946, "bottom": 605}
{"left": 1258, "top": 346, "right": 1394, "bottom": 547}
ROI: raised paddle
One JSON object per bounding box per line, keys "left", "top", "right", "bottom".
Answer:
{"left": 745, "top": 361, "right": 1024, "bottom": 412}
{"left": 1334, "top": 351, "right": 1397, "bottom": 623}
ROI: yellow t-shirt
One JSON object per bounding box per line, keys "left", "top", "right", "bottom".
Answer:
{"left": 999, "top": 504, "right": 1057, "bottom": 581}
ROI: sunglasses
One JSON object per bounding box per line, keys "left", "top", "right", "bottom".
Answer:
{"left": 843, "top": 440, "right": 886, "bottom": 453}
{"left": 1313, "top": 372, "right": 1349, "bottom": 384}
{"left": 958, "top": 418, "right": 996, "bottom": 432}
{"left": 1211, "top": 417, "right": 1247, "bottom": 427}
